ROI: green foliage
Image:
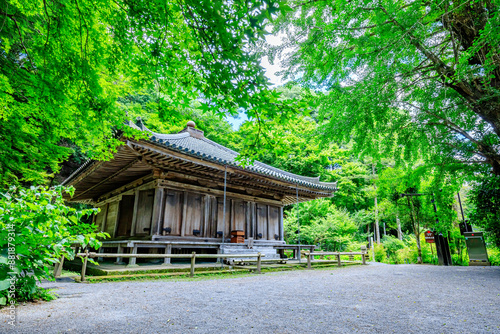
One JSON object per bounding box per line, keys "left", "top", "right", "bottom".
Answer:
{"left": 0, "top": 186, "right": 107, "bottom": 303}
{"left": 270, "top": 0, "right": 500, "bottom": 175}
{"left": 118, "top": 91, "right": 239, "bottom": 150}
{"left": 0, "top": 0, "right": 281, "bottom": 187}
{"left": 487, "top": 247, "right": 500, "bottom": 266}
{"left": 382, "top": 236, "right": 405, "bottom": 263}
{"left": 373, "top": 243, "right": 387, "bottom": 263}
{"left": 284, "top": 199, "right": 357, "bottom": 251}
{"left": 469, "top": 175, "right": 500, "bottom": 248}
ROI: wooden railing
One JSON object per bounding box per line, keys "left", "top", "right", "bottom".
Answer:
{"left": 76, "top": 251, "right": 264, "bottom": 282}
{"left": 305, "top": 251, "right": 368, "bottom": 269}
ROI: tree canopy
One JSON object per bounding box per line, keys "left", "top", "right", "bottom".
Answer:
{"left": 269, "top": 0, "right": 500, "bottom": 174}
{"left": 0, "top": 0, "right": 281, "bottom": 186}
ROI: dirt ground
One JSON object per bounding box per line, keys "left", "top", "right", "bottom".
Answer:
{"left": 2, "top": 263, "right": 500, "bottom": 333}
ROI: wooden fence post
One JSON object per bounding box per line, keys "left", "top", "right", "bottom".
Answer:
{"left": 337, "top": 252, "right": 341, "bottom": 267}
{"left": 54, "top": 255, "right": 64, "bottom": 277}
{"left": 362, "top": 252, "right": 367, "bottom": 265}
{"left": 190, "top": 252, "right": 196, "bottom": 277}
{"left": 307, "top": 252, "right": 312, "bottom": 269}
{"left": 81, "top": 250, "right": 89, "bottom": 282}
{"left": 257, "top": 252, "right": 262, "bottom": 274}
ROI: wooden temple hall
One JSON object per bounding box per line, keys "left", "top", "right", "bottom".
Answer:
{"left": 63, "top": 119, "right": 337, "bottom": 264}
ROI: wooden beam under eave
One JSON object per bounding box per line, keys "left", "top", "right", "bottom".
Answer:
{"left": 72, "top": 158, "right": 141, "bottom": 201}
{"left": 156, "top": 179, "right": 285, "bottom": 207}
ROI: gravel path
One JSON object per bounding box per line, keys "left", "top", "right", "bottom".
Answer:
{"left": 2, "top": 264, "right": 500, "bottom": 333}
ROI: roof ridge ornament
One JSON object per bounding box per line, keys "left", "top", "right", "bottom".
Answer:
{"left": 180, "top": 120, "right": 205, "bottom": 139}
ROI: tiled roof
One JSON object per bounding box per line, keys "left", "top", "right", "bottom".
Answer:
{"left": 134, "top": 119, "right": 337, "bottom": 192}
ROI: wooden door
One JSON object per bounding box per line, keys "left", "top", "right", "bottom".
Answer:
{"left": 135, "top": 189, "right": 154, "bottom": 235}
{"left": 163, "top": 189, "right": 183, "bottom": 236}
{"left": 268, "top": 205, "right": 280, "bottom": 240}
{"left": 232, "top": 200, "right": 246, "bottom": 232}
{"left": 256, "top": 204, "right": 268, "bottom": 240}
{"left": 217, "top": 198, "right": 231, "bottom": 238}
{"left": 183, "top": 192, "right": 203, "bottom": 236}
{"left": 116, "top": 195, "right": 135, "bottom": 237}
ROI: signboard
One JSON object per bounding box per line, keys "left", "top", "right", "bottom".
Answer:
{"left": 424, "top": 230, "right": 435, "bottom": 243}
{"left": 464, "top": 232, "right": 490, "bottom": 266}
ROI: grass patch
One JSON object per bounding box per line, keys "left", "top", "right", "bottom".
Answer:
{"left": 80, "top": 262, "right": 363, "bottom": 283}
{"left": 60, "top": 270, "right": 79, "bottom": 278}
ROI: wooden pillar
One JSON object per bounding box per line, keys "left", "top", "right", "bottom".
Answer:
{"left": 266, "top": 205, "right": 271, "bottom": 241}
{"left": 81, "top": 250, "right": 88, "bottom": 282}
{"left": 279, "top": 207, "right": 284, "bottom": 241}
{"left": 128, "top": 245, "right": 138, "bottom": 267}
{"left": 54, "top": 256, "right": 64, "bottom": 277}
{"left": 112, "top": 199, "right": 121, "bottom": 238}
{"left": 115, "top": 245, "right": 124, "bottom": 264}
{"left": 100, "top": 203, "right": 109, "bottom": 233}
{"left": 203, "top": 195, "right": 210, "bottom": 237}
{"left": 251, "top": 202, "right": 257, "bottom": 239}
{"left": 130, "top": 190, "right": 140, "bottom": 237}
{"left": 245, "top": 202, "right": 250, "bottom": 239}
{"left": 337, "top": 253, "right": 342, "bottom": 267}
{"left": 163, "top": 244, "right": 172, "bottom": 265}
{"left": 216, "top": 247, "right": 222, "bottom": 264}
{"left": 181, "top": 191, "right": 188, "bottom": 236}
{"left": 190, "top": 252, "right": 196, "bottom": 277}
{"left": 97, "top": 247, "right": 104, "bottom": 262}
{"left": 256, "top": 252, "right": 262, "bottom": 274}
{"left": 151, "top": 188, "right": 165, "bottom": 236}
{"left": 230, "top": 199, "right": 235, "bottom": 232}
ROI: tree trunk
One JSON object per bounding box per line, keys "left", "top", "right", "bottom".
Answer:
{"left": 367, "top": 223, "right": 370, "bottom": 242}
{"left": 407, "top": 196, "right": 422, "bottom": 264}
{"left": 415, "top": 228, "right": 422, "bottom": 264}
{"left": 373, "top": 164, "right": 380, "bottom": 244}
{"left": 396, "top": 213, "right": 403, "bottom": 240}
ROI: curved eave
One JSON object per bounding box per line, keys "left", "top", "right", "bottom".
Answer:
{"left": 141, "top": 138, "right": 337, "bottom": 194}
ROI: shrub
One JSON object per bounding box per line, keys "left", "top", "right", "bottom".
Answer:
{"left": 469, "top": 176, "right": 500, "bottom": 248}
{"left": 395, "top": 247, "right": 416, "bottom": 264}
{"left": 382, "top": 236, "right": 405, "bottom": 263}
{"left": 451, "top": 253, "right": 469, "bottom": 266}
{"left": 373, "top": 243, "right": 387, "bottom": 263}
{"left": 487, "top": 247, "right": 500, "bottom": 266}
{"left": 0, "top": 186, "right": 107, "bottom": 305}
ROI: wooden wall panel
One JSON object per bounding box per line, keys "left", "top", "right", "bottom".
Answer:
{"left": 95, "top": 204, "right": 108, "bottom": 233}
{"left": 250, "top": 202, "right": 256, "bottom": 239}
{"left": 232, "top": 200, "right": 246, "bottom": 232}
{"left": 202, "top": 195, "right": 210, "bottom": 238}
{"left": 105, "top": 202, "right": 119, "bottom": 236}
{"left": 151, "top": 188, "right": 164, "bottom": 236}
{"left": 216, "top": 198, "right": 231, "bottom": 238}
{"left": 208, "top": 196, "right": 217, "bottom": 238}
{"left": 245, "top": 202, "right": 251, "bottom": 239}
{"left": 116, "top": 195, "right": 135, "bottom": 236}
{"left": 163, "top": 190, "right": 183, "bottom": 236}
{"left": 135, "top": 189, "right": 154, "bottom": 235}
{"left": 268, "top": 205, "right": 280, "bottom": 240}
{"left": 256, "top": 204, "right": 268, "bottom": 240}
{"left": 183, "top": 192, "right": 203, "bottom": 236}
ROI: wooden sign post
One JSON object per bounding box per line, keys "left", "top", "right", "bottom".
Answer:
{"left": 424, "top": 230, "right": 435, "bottom": 243}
